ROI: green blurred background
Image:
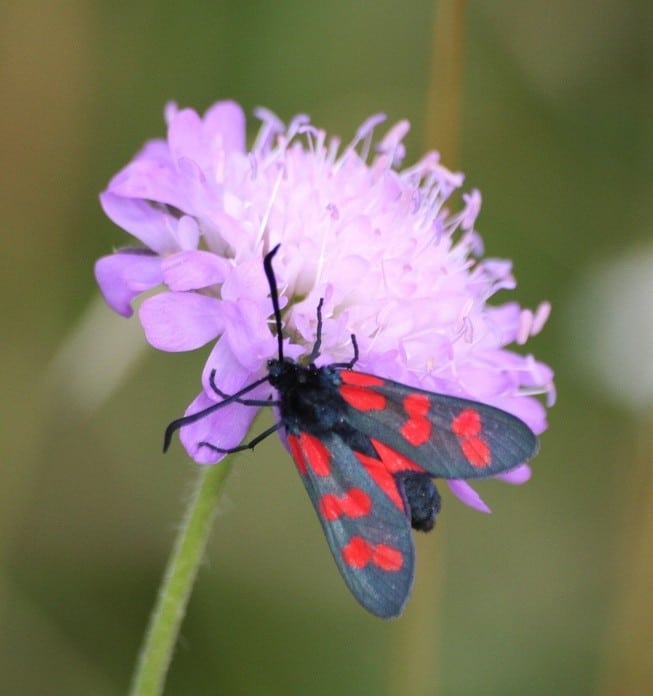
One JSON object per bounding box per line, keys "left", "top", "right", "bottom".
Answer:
{"left": 2, "top": 1, "right": 652, "bottom": 694}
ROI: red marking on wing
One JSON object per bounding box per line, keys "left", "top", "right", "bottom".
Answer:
{"left": 400, "top": 393, "right": 432, "bottom": 446}
{"left": 341, "top": 536, "right": 403, "bottom": 571}
{"left": 451, "top": 408, "right": 481, "bottom": 437}
{"left": 300, "top": 432, "right": 331, "bottom": 476}
{"left": 340, "top": 371, "right": 385, "bottom": 387}
{"left": 451, "top": 408, "right": 491, "bottom": 467}
{"left": 370, "top": 438, "right": 426, "bottom": 475}
{"left": 319, "top": 488, "right": 371, "bottom": 521}
{"left": 340, "top": 384, "right": 386, "bottom": 411}
{"left": 460, "top": 438, "right": 491, "bottom": 467}
{"left": 288, "top": 432, "right": 331, "bottom": 476}
{"left": 354, "top": 439, "right": 426, "bottom": 511}
{"left": 354, "top": 451, "right": 404, "bottom": 510}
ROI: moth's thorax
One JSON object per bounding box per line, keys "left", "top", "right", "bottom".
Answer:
{"left": 267, "top": 358, "right": 344, "bottom": 435}
{"left": 267, "top": 358, "right": 339, "bottom": 387}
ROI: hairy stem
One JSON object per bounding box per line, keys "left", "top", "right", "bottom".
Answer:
{"left": 129, "top": 460, "right": 233, "bottom": 696}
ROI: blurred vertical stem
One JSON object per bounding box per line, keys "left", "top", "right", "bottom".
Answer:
{"left": 599, "top": 413, "right": 653, "bottom": 694}
{"left": 425, "top": 0, "right": 466, "bottom": 167}
{"left": 129, "top": 460, "right": 233, "bottom": 696}
{"left": 389, "top": 2, "right": 466, "bottom": 694}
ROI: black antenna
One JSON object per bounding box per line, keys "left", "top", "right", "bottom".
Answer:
{"left": 263, "top": 244, "right": 284, "bottom": 360}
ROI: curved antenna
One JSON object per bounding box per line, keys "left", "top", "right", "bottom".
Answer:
{"left": 163, "top": 374, "right": 270, "bottom": 452}
{"left": 263, "top": 244, "right": 284, "bottom": 360}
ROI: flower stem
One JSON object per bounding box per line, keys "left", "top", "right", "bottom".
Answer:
{"left": 129, "top": 460, "right": 233, "bottom": 696}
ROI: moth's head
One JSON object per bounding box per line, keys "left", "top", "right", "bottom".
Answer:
{"left": 267, "top": 357, "right": 298, "bottom": 385}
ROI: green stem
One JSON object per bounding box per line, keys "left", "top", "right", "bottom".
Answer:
{"left": 129, "top": 460, "right": 233, "bottom": 696}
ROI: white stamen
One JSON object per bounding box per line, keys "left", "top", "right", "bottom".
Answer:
{"left": 531, "top": 301, "right": 551, "bottom": 335}
{"left": 253, "top": 107, "right": 285, "bottom": 153}
{"left": 517, "top": 309, "right": 533, "bottom": 345}
{"left": 256, "top": 164, "right": 285, "bottom": 246}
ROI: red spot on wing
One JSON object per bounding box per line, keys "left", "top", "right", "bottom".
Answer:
{"left": 300, "top": 432, "right": 331, "bottom": 476}
{"left": 370, "top": 438, "right": 426, "bottom": 475}
{"left": 373, "top": 544, "right": 404, "bottom": 572}
{"left": 319, "top": 488, "right": 372, "bottom": 521}
{"left": 340, "top": 385, "right": 386, "bottom": 411}
{"left": 354, "top": 451, "right": 404, "bottom": 510}
{"left": 460, "top": 438, "right": 491, "bottom": 467}
{"left": 342, "top": 536, "right": 368, "bottom": 568}
{"left": 340, "top": 371, "right": 384, "bottom": 387}
{"left": 404, "top": 392, "right": 430, "bottom": 417}
{"left": 400, "top": 393, "right": 432, "bottom": 446}
{"left": 341, "top": 536, "right": 403, "bottom": 571}
{"left": 451, "top": 408, "right": 491, "bottom": 467}
{"left": 354, "top": 439, "right": 426, "bottom": 511}
{"left": 288, "top": 432, "right": 331, "bottom": 476}
{"left": 451, "top": 408, "right": 481, "bottom": 437}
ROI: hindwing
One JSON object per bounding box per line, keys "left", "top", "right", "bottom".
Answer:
{"left": 286, "top": 430, "right": 415, "bottom": 619}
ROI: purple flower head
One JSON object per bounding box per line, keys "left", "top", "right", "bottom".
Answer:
{"left": 96, "top": 100, "right": 554, "bottom": 511}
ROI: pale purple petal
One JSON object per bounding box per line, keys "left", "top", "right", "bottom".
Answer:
{"left": 220, "top": 299, "right": 279, "bottom": 372}
{"left": 495, "top": 464, "right": 532, "bottom": 485}
{"left": 203, "top": 210, "right": 247, "bottom": 253}
{"left": 99, "top": 193, "right": 177, "bottom": 254}
{"left": 161, "top": 250, "right": 229, "bottom": 291}
{"left": 201, "top": 337, "right": 265, "bottom": 397}
{"left": 520, "top": 355, "right": 555, "bottom": 388}
{"left": 203, "top": 100, "right": 246, "bottom": 156}
{"left": 134, "top": 138, "right": 171, "bottom": 163}
{"left": 106, "top": 158, "right": 188, "bottom": 212}
{"left": 477, "top": 260, "right": 516, "bottom": 294}
{"left": 173, "top": 215, "right": 201, "bottom": 251}
{"left": 139, "top": 292, "right": 223, "bottom": 351}
{"left": 164, "top": 101, "right": 179, "bottom": 126}
{"left": 168, "top": 101, "right": 246, "bottom": 175}
{"left": 447, "top": 480, "right": 492, "bottom": 513}
{"left": 172, "top": 157, "right": 225, "bottom": 221}
{"left": 456, "top": 366, "right": 516, "bottom": 399}
{"left": 179, "top": 390, "right": 261, "bottom": 465}
{"left": 167, "top": 108, "right": 205, "bottom": 166}
{"left": 94, "top": 252, "right": 162, "bottom": 317}
{"left": 493, "top": 395, "right": 548, "bottom": 435}
{"left": 220, "top": 256, "right": 271, "bottom": 302}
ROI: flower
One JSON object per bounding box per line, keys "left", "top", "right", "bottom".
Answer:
{"left": 96, "top": 100, "right": 554, "bottom": 511}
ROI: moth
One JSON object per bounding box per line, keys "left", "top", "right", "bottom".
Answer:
{"left": 165, "top": 245, "right": 538, "bottom": 617}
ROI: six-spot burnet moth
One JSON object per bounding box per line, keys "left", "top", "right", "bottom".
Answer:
{"left": 164, "top": 244, "right": 539, "bottom": 618}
